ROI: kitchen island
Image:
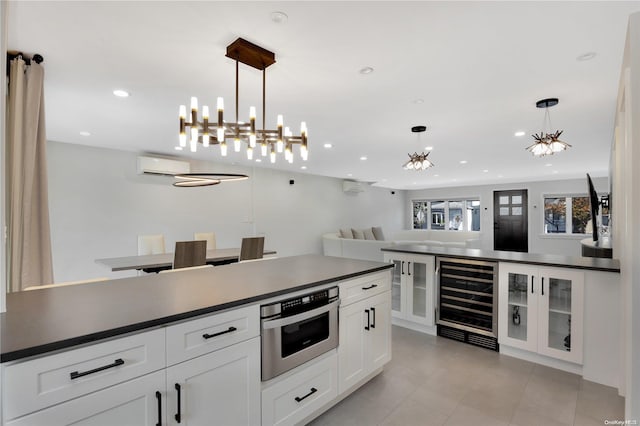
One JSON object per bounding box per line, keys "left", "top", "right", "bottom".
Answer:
{"left": 1, "top": 255, "right": 393, "bottom": 425}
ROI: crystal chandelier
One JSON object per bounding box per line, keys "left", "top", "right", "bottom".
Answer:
{"left": 178, "top": 38, "right": 308, "bottom": 164}
{"left": 526, "top": 98, "right": 571, "bottom": 157}
{"left": 403, "top": 125, "right": 435, "bottom": 170}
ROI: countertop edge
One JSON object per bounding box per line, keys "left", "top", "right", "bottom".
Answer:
{"left": 1, "top": 261, "right": 393, "bottom": 363}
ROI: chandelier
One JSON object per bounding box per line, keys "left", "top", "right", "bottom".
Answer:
{"left": 178, "top": 38, "right": 308, "bottom": 164}
{"left": 526, "top": 98, "right": 571, "bottom": 157}
{"left": 403, "top": 125, "right": 434, "bottom": 170}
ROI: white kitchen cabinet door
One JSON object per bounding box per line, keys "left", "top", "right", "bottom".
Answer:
{"left": 6, "top": 371, "right": 165, "bottom": 426}
{"left": 498, "top": 263, "right": 539, "bottom": 352}
{"left": 367, "top": 291, "right": 392, "bottom": 372}
{"left": 165, "top": 336, "right": 260, "bottom": 426}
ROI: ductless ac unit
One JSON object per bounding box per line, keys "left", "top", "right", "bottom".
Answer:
{"left": 137, "top": 156, "right": 190, "bottom": 176}
{"left": 343, "top": 180, "right": 365, "bottom": 193}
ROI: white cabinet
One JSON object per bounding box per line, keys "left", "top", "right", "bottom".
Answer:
{"left": 166, "top": 337, "right": 261, "bottom": 426}
{"left": 383, "top": 253, "right": 435, "bottom": 331}
{"left": 498, "top": 263, "right": 584, "bottom": 364}
{"left": 6, "top": 370, "right": 165, "bottom": 426}
{"left": 338, "top": 290, "right": 391, "bottom": 394}
{"left": 261, "top": 352, "right": 338, "bottom": 426}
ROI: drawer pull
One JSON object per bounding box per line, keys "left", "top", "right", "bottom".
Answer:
{"left": 294, "top": 387, "right": 318, "bottom": 403}
{"left": 69, "top": 358, "right": 124, "bottom": 380}
{"left": 362, "top": 284, "right": 378, "bottom": 290}
{"left": 371, "top": 307, "right": 376, "bottom": 328}
{"left": 155, "top": 391, "right": 162, "bottom": 426}
{"left": 175, "top": 383, "right": 182, "bottom": 423}
{"left": 202, "top": 326, "right": 237, "bottom": 340}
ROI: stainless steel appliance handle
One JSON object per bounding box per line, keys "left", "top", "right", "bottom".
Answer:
{"left": 262, "top": 299, "right": 340, "bottom": 330}
{"left": 435, "top": 265, "right": 440, "bottom": 323}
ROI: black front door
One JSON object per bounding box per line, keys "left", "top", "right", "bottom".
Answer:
{"left": 493, "top": 190, "right": 528, "bottom": 252}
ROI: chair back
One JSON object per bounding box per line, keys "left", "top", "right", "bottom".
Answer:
{"left": 194, "top": 232, "right": 216, "bottom": 250}
{"left": 239, "top": 237, "right": 265, "bottom": 262}
{"left": 173, "top": 240, "right": 207, "bottom": 269}
{"left": 138, "top": 234, "right": 165, "bottom": 255}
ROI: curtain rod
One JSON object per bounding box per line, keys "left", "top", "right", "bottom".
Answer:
{"left": 6, "top": 51, "right": 44, "bottom": 76}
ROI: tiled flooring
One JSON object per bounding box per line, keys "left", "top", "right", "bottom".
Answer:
{"left": 310, "top": 326, "right": 624, "bottom": 426}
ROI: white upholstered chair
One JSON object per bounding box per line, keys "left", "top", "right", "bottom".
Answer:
{"left": 138, "top": 234, "right": 166, "bottom": 255}
{"left": 194, "top": 232, "right": 216, "bottom": 250}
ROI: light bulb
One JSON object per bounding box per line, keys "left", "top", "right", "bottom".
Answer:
{"left": 261, "top": 143, "right": 268, "bottom": 157}
{"left": 270, "top": 147, "right": 276, "bottom": 163}
{"left": 234, "top": 138, "right": 241, "bottom": 152}
{"left": 276, "top": 140, "right": 283, "bottom": 153}
{"left": 202, "top": 105, "right": 209, "bottom": 120}
{"left": 217, "top": 128, "right": 224, "bottom": 142}
{"left": 220, "top": 141, "right": 227, "bottom": 156}
{"left": 249, "top": 134, "right": 256, "bottom": 147}
{"left": 217, "top": 97, "right": 224, "bottom": 111}
{"left": 179, "top": 105, "right": 186, "bottom": 119}
{"left": 190, "top": 97, "right": 198, "bottom": 111}
{"left": 179, "top": 132, "right": 186, "bottom": 148}
{"left": 249, "top": 106, "right": 256, "bottom": 119}
{"left": 203, "top": 134, "right": 209, "bottom": 147}
{"left": 247, "top": 146, "right": 253, "bottom": 160}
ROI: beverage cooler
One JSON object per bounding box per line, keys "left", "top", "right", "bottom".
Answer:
{"left": 436, "top": 257, "right": 499, "bottom": 350}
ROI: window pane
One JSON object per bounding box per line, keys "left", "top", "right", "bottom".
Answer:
{"left": 544, "top": 197, "right": 566, "bottom": 233}
{"left": 448, "top": 201, "right": 463, "bottom": 230}
{"left": 512, "top": 207, "right": 522, "bottom": 216}
{"left": 412, "top": 201, "right": 429, "bottom": 229}
{"left": 512, "top": 195, "right": 522, "bottom": 205}
{"left": 571, "top": 196, "right": 590, "bottom": 234}
{"left": 431, "top": 201, "right": 445, "bottom": 230}
{"left": 499, "top": 196, "right": 509, "bottom": 205}
{"left": 466, "top": 200, "right": 481, "bottom": 231}
{"left": 500, "top": 207, "right": 510, "bottom": 216}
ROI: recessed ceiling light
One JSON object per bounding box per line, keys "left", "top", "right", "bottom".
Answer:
{"left": 460, "top": 160, "right": 468, "bottom": 164}
{"left": 359, "top": 67, "right": 374, "bottom": 75}
{"left": 577, "top": 52, "right": 597, "bottom": 61}
{"left": 360, "top": 156, "right": 367, "bottom": 161}
{"left": 553, "top": 170, "right": 559, "bottom": 174}
{"left": 79, "top": 131, "right": 91, "bottom": 136}
{"left": 323, "top": 143, "right": 333, "bottom": 149}
{"left": 255, "top": 159, "right": 262, "bottom": 163}
{"left": 434, "top": 174, "right": 439, "bottom": 177}
{"left": 174, "top": 146, "right": 183, "bottom": 151}
{"left": 347, "top": 173, "right": 353, "bottom": 177}
{"left": 301, "top": 166, "right": 307, "bottom": 170}
{"left": 271, "top": 11, "right": 288, "bottom": 24}
{"left": 113, "top": 89, "right": 130, "bottom": 98}
{"left": 514, "top": 131, "right": 526, "bottom": 137}
{"left": 545, "top": 163, "right": 552, "bottom": 167}
{"left": 482, "top": 169, "right": 489, "bottom": 173}
{"left": 425, "top": 146, "right": 433, "bottom": 151}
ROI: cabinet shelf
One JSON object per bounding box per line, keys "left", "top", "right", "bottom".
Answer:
{"left": 549, "top": 308, "right": 571, "bottom": 315}
{"left": 508, "top": 301, "right": 528, "bottom": 308}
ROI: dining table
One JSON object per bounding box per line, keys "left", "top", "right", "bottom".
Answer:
{"left": 96, "top": 248, "right": 276, "bottom": 273}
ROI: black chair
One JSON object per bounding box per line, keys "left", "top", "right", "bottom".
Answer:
{"left": 173, "top": 240, "right": 207, "bottom": 269}
{"left": 239, "top": 237, "right": 265, "bottom": 262}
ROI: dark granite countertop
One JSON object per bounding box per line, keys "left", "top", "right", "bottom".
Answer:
{"left": 1, "top": 255, "right": 392, "bottom": 363}
{"left": 382, "top": 244, "right": 620, "bottom": 272}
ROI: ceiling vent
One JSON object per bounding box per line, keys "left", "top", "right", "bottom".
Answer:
{"left": 343, "top": 180, "right": 365, "bottom": 193}
{"left": 137, "top": 156, "right": 190, "bottom": 176}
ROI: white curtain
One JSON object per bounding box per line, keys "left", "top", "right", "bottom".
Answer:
{"left": 6, "top": 57, "right": 53, "bottom": 292}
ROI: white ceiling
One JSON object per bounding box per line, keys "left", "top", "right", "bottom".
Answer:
{"left": 6, "top": 1, "right": 640, "bottom": 190}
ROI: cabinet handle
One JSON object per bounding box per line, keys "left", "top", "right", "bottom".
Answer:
{"left": 407, "top": 262, "right": 411, "bottom": 276}
{"left": 362, "top": 284, "right": 378, "bottom": 290}
{"left": 371, "top": 307, "right": 376, "bottom": 328}
{"left": 202, "top": 326, "right": 237, "bottom": 340}
{"left": 155, "top": 391, "right": 162, "bottom": 426}
{"left": 69, "top": 358, "right": 124, "bottom": 380}
{"left": 364, "top": 309, "right": 370, "bottom": 330}
{"left": 294, "top": 387, "right": 318, "bottom": 403}
{"left": 541, "top": 277, "right": 544, "bottom": 296}
{"left": 401, "top": 261, "right": 405, "bottom": 275}
{"left": 531, "top": 276, "right": 534, "bottom": 294}
{"left": 174, "top": 383, "right": 182, "bottom": 423}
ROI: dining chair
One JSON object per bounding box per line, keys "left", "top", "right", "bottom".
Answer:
{"left": 194, "top": 232, "right": 216, "bottom": 250}
{"left": 173, "top": 240, "right": 207, "bottom": 269}
{"left": 239, "top": 237, "right": 265, "bottom": 262}
{"left": 137, "top": 234, "right": 166, "bottom": 255}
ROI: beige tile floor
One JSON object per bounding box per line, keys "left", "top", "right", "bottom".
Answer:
{"left": 309, "top": 326, "right": 624, "bottom": 426}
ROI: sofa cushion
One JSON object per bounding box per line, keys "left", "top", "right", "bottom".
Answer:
{"left": 340, "top": 228, "right": 354, "bottom": 239}
{"left": 363, "top": 228, "right": 376, "bottom": 240}
{"left": 372, "top": 226, "right": 385, "bottom": 241}
{"left": 352, "top": 228, "right": 365, "bottom": 239}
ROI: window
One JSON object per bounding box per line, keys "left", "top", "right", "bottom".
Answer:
{"left": 543, "top": 195, "right": 604, "bottom": 235}
{"left": 412, "top": 199, "right": 480, "bottom": 231}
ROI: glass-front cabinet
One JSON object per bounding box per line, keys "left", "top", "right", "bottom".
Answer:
{"left": 384, "top": 253, "right": 435, "bottom": 330}
{"left": 498, "top": 263, "right": 584, "bottom": 364}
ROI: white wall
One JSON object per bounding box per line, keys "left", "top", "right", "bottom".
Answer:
{"left": 405, "top": 176, "right": 609, "bottom": 257}
{"left": 46, "top": 141, "right": 406, "bottom": 282}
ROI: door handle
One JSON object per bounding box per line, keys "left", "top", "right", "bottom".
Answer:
{"left": 370, "top": 307, "right": 376, "bottom": 328}
{"left": 155, "top": 391, "right": 161, "bottom": 426}
{"left": 70, "top": 358, "right": 124, "bottom": 380}
{"left": 531, "top": 276, "right": 534, "bottom": 294}
{"left": 407, "top": 262, "right": 411, "bottom": 276}
{"left": 294, "top": 387, "right": 318, "bottom": 403}
{"left": 541, "top": 277, "right": 544, "bottom": 296}
{"left": 401, "top": 261, "right": 405, "bottom": 275}
{"left": 202, "top": 326, "right": 237, "bottom": 340}
{"left": 365, "top": 309, "right": 370, "bottom": 331}
{"left": 174, "top": 383, "right": 182, "bottom": 423}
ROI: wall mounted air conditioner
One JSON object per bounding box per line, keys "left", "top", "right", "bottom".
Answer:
{"left": 343, "top": 180, "right": 365, "bottom": 193}
{"left": 136, "top": 156, "right": 190, "bottom": 176}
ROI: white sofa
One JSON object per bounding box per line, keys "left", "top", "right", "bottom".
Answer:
{"left": 322, "top": 229, "right": 482, "bottom": 262}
